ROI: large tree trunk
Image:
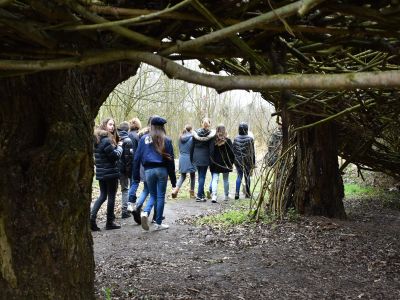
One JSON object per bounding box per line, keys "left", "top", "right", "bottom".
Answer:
{"left": 292, "top": 119, "right": 346, "bottom": 219}
{"left": 0, "top": 64, "right": 137, "bottom": 299}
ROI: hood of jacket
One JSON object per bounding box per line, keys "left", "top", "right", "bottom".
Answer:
{"left": 117, "top": 130, "right": 129, "bottom": 140}
{"left": 238, "top": 122, "right": 249, "bottom": 135}
{"left": 180, "top": 133, "right": 193, "bottom": 143}
{"left": 193, "top": 128, "right": 216, "bottom": 141}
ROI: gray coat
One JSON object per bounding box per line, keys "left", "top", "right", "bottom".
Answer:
{"left": 178, "top": 133, "right": 196, "bottom": 173}
{"left": 190, "top": 128, "right": 216, "bottom": 167}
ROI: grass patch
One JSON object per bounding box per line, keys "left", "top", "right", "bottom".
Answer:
{"left": 344, "top": 183, "right": 377, "bottom": 197}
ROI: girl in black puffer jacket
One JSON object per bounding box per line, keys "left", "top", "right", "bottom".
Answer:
{"left": 209, "top": 124, "right": 235, "bottom": 202}
{"left": 91, "top": 118, "right": 123, "bottom": 231}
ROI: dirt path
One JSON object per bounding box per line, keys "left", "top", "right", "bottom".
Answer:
{"left": 93, "top": 195, "right": 400, "bottom": 300}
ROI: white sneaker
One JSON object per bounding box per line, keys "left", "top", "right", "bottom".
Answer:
{"left": 127, "top": 203, "right": 136, "bottom": 212}
{"left": 153, "top": 223, "right": 169, "bottom": 231}
{"left": 141, "top": 212, "right": 149, "bottom": 231}
{"left": 211, "top": 195, "right": 217, "bottom": 203}
{"left": 224, "top": 195, "right": 230, "bottom": 201}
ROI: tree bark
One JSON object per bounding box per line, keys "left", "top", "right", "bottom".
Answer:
{"left": 0, "top": 63, "right": 137, "bottom": 299}
{"left": 292, "top": 119, "right": 346, "bottom": 219}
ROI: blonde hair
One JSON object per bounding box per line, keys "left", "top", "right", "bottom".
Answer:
{"left": 202, "top": 118, "right": 211, "bottom": 129}
{"left": 129, "top": 117, "right": 142, "bottom": 131}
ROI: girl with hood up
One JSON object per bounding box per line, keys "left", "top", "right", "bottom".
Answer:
{"left": 190, "top": 118, "right": 216, "bottom": 202}
{"left": 91, "top": 118, "right": 123, "bottom": 231}
{"left": 172, "top": 125, "right": 196, "bottom": 199}
{"left": 209, "top": 124, "right": 235, "bottom": 202}
{"left": 233, "top": 122, "right": 255, "bottom": 199}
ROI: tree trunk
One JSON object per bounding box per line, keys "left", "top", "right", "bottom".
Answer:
{"left": 0, "top": 63, "right": 137, "bottom": 299}
{"left": 292, "top": 119, "right": 346, "bottom": 219}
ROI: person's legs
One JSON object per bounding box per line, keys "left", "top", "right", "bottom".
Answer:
{"left": 244, "top": 168, "right": 251, "bottom": 197}
{"left": 196, "top": 166, "right": 207, "bottom": 200}
{"left": 154, "top": 168, "right": 168, "bottom": 225}
{"left": 142, "top": 169, "right": 158, "bottom": 230}
{"left": 136, "top": 182, "right": 149, "bottom": 209}
{"left": 211, "top": 172, "right": 219, "bottom": 198}
{"left": 105, "top": 178, "right": 120, "bottom": 229}
{"left": 128, "top": 180, "right": 139, "bottom": 203}
{"left": 223, "top": 172, "right": 229, "bottom": 198}
{"left": 172, "top": 173, "right": 186, "bottom": 198}
{"left": 189, "top": 172, "right": 196, "bottom": 198}
{"left": 120, "top": 174, "right": 130, "bottom": 217}
{"left": 176, "top": 173, "right": 187, "bottom": 188}
{"left": 235, "top": 168, "right": 244, "bottom": 199}
{"left": 90, "top": 180, "right": 108, "bottom": 230}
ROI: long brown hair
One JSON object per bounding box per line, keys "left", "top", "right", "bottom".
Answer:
{"left": 99, "top": 118, "right": 118, "bottom": 145}
{"left": 215, "top": 124, "right": 227, "bottom": 146}
{"left": 150, "top": 124, "right": 171, "bottom": 160}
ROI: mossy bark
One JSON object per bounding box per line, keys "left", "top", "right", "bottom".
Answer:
{"left": 0, "top": 63, "right": 137, "bottom": 299}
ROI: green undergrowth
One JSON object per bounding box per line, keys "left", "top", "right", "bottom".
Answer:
{"left": 196, "top": 199, "right": 300, "bottom": 227}
{"left": 345, "top": 183, "right": 400, "bottom": 209}
{"left": 344, "top": 183, "right": 377, "bottom": 197}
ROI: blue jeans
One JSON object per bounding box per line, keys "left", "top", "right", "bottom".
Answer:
{"left": 236, "top": 168, "right": 251, "bottom": 196}
{"left": 144, "top": 167, "right": 168, "bottom": 225}
{"left": 128, "top": 180, "right": 139, "bottom": 203}
{"left": 211, "top": 172, "right": 229, "bottom": 197}
{"left": 136, "top": 181, "right": 153, "bottom": 209}
{"left": 196, "top": 166, "right": 208, "bottom": 198}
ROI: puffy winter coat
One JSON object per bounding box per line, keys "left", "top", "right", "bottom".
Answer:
{"left": 128, "top": 130, "right": 140, "bottom": 155}
{"left": 190, "top": 128, "right": 216, "bottom": 167}
{"left": 210, "top": 138, "right": 235, "bottom": 173}
{"left": 117, "top": 130, "right": 133, "bottom": 176}
{"left": 233, "top": 124, "right": 255, "bottom": 171}
{"left": 178, "top": 133, "right": 196, "bottom": 173}
{"left": 94, "top": 130, "right": 123, "bottom": 180}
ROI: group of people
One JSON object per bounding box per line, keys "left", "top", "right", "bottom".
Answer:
{"left": 90, "top": 116, "right": 255, "bottom": 233}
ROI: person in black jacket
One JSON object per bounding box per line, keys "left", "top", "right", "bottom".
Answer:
{"left": 91, "top": 118, "right": 123, "bottom": 231}
{"left": 117, "top": 121, "right": 133, "bottom": 219}
{"left": 233, "top": 122, "right": 255, "bottom": 199}
{"left": 209, "top": 124, "right": 235, "bottom": 202}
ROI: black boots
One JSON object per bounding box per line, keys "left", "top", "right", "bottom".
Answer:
{"left": 90, "top": 219, "right": 101, "bottom": 231}
{"left": 105, "top": 221, "right": 121, "bottom": 230}
{"left": 91, "top": 218, "right": 121, "bottom": 231}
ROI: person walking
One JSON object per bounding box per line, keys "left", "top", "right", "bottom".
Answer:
{"left": 127, "top": 117, "right": 142, "bottom": 206}
{"left": 233, "top": 122, "right": 255, "bottom": 199}
{"left": 90, "top": 118, "right": 123, "bottom": 231}
{"left": 209, "top": 124, "right": 235, "bottom": 203}
{"left": 133, "top": 116, "right": 176, "bottom": 231}
{"left": 172, "top": 125, "right": 196, "bottom": 199}
{"left": 190, "top": 118, "right": 215, "bottom": 202}
{"left": 117, "top": 121, "right": 133, "bottom": 219}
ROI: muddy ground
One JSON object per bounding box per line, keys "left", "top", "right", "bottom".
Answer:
{"left": 92, "top": 187, "right": 400, "bottom": 300}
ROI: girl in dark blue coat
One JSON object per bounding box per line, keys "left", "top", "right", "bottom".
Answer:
{"left": 133, "top": 117, "right": 176, "bottom": 231}
{"left": 91, "top": 118, "right": 123, "bottom": 231}
{"left": 172, "top": 125, "right": 196, "bottom": 199}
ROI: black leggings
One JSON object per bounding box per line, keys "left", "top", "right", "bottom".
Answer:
{"left": 91, "top": 178, "right": 118, "bottom": 223}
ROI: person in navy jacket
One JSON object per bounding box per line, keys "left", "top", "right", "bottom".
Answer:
{"left": 133, "top": 116, "right": 176, "bottom": 231}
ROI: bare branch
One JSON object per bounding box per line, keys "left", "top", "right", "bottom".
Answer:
{"left": 1, "top": 50, "right": 400, "bottom": 91}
